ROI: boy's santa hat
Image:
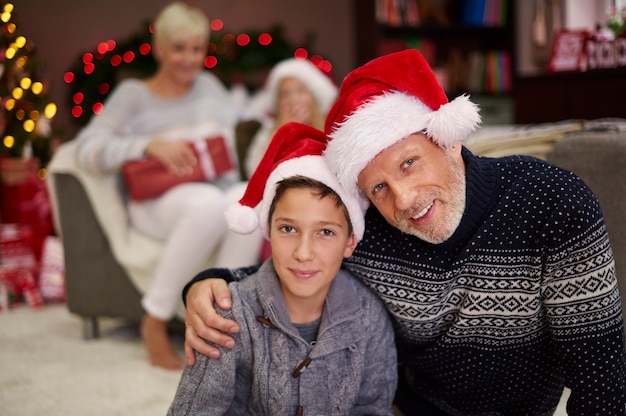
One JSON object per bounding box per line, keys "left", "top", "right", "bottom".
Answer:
{"left": 324, "top": 49, "right": 481, "bottom": 202}
{"left": 225, "top": 122, "right": 366, "bottom": 240}
{"left": 248, "top": 58, "right": 338, "bottom": 117}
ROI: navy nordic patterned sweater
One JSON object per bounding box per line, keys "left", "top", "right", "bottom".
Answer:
{"left": 187, "top": 148, "right": 626, "bottom": 415}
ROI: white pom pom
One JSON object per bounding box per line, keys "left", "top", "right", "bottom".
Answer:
{"left": 224, "top": 203, "right": 259, "bottom": 234}
{"left": 427, "top": 95, "right": 481, "bottom": 147}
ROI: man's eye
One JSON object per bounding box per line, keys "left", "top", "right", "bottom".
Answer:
{"left": 403, "top": 158, "right": 414, "bottom": 168}
{"left": 373, "top": 183, "right": 386, "bottom": 194}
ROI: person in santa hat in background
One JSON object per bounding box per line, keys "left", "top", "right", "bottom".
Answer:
{"left": 169, "top": 122, "right": 397, "bottom": 415}
{"left": 182, "top": 49, "right": 626, "bottom": 415}
{"left": 238, "top": 57, "right": 338, "bottom": 180}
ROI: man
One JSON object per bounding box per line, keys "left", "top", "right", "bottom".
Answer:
{"left": 183, "top": 50, "right": 626, "bottom": 415}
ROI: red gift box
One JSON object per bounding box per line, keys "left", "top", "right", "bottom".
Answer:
{"left": 38, "top": 235, "right": 66, "bottom": 302}
{"left": 0, "top": 223, "right": 43, "bottom": 310}
{"left": 122, "top": 135, "right": 236, "bottom": 201}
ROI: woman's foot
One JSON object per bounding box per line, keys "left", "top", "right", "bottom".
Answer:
{"left": 141, "top": 314, "right": 185, "bottom": 370}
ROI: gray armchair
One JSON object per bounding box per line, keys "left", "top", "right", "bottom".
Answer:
{"left": 50, "top": 172, "right": 144, "bottom": 339}
{"left": 547, "top": 130, "right": 626, "bottom": 324}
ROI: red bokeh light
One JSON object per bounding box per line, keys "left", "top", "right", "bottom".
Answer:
{"left": 258, "top": 33, "right": 272, "bottom": 46}
{"left": 98, "top": 83, "right": 110, "bottom": 95}
{"left": 123, "top": 51, "right": 135, "bottom": 63}
{"left": 107, "top": 40, "right": 116, "bottom": 51}
{"left": 236, "top": 34, "right": 250, "bottom": 46}
{"left": 92, "top": 102, "right": 104, "bottom": 114}
{"left": 139, "top": 43, "right": 151, "bottom": 55}
{"left": 73, "top": 92, "right": 84, "bottom": 104}
{"left": 310, "top": 55, "right": 323, "bottom": 65}
{"left": 204, "top": 56, "right": 217, "bottom": 69}
{"left": 84, "top": 63, "right": 95, "bottom": 74}
{"left": 210, "top": 19, "right": 223, "bottom": 31}
{"left": 110, "top": 55, "right": 122, "bottom": 66}
{"left": 82, "top": 53, "right": 93, "bottom": 64}
{"left": 72, "top": 106, "right": 83, "bottom": 118}
{"left": 294, "top": 48, "right": 308, "bottom": 59}
{"left": 63, "top": 72, "right": 75, "bottom": 84}
{"left": 318, "top": 60, "right": 333, "bottom": 73}
{"left": 97, "top": 42, "right": 108, "bottom": 55}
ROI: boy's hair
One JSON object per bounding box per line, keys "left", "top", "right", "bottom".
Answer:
{"left": 152, "top": 2, "right": 210, "bottom": 46}
{"left": 268, "top": 175, "right": 354, "bottom": 236}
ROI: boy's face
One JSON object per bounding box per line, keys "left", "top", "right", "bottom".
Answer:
{"left": 270, "top": 187, "right": 357, "bottom": 320}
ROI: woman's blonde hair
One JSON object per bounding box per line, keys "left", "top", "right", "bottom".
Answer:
{"left": 152, "top": 2, "right": 210, "bottom": 45}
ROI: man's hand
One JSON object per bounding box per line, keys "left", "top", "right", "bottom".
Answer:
{"left": 184, "top": 278, "right": 240, "bottom": 365}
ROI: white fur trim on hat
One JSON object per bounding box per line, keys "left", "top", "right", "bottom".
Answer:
{"left": 325, "top": 91, "right": 480, "bottom": 201}
{"left": 229, "top": 154, "right": 365, "bottom": 241}
{"left": 260, "top": 155, "right": 365, "bottom": 240}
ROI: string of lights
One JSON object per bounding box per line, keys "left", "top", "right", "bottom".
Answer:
{"left": 0, "top": 2, "right": 58, "bottom": 169}
{"left": 65, "top": 18, "right": 333, "bottom": 128}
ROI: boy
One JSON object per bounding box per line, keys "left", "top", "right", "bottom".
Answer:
{"left": 168, "top": 122, "right": 397, "bottom": 415}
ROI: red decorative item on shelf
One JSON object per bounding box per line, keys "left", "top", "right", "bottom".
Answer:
{"left": 547, "top": 30, "right": 591, "bottom": 73}
{"left": 121, "top": 135, "right": 236, "bottom": 201}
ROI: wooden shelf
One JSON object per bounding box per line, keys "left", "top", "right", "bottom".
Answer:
{"left": 514, "top": 67, "right": 626, "bottom": 123}
{"left": 354, "top": 0, "right": 516, "bottom": 99}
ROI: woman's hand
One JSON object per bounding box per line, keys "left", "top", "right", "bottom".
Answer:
{"left": 184, "top": 278, "right": 240, "bottom": 365}
{"left": 145, "top": 140, "right": 197, "bottom": 176}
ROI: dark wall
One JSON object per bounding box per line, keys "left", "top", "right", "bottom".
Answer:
{"left": 17, "top": 0, "right": 355, "bottom": 140}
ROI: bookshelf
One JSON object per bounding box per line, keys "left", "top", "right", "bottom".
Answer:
{"left": 354, "top": 0, "right": 516, "bottom": 124}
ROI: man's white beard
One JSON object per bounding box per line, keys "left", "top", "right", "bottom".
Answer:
{"left": 393, "top": 156, "right": 466, "bottom": 244}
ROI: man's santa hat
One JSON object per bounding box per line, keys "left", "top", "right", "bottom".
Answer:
{"left": 324, "top": 49, "right": 481, "bottom": 202}
{"left": 248, "top": 58, "right": 338, "bottom": 118}
{"left": 225, "top": 122, "right": 366, "bottom": 240}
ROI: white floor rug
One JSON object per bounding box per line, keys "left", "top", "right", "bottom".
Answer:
{"left": 0, "top": 303, "right": 184, "bottom": 416}
{"left": 0, "top": 303, "right": 570, "bottom": 416}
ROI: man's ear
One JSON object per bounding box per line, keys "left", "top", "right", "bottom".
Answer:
{"left": 343, "top": 232, "right": 358, "bottom": 258}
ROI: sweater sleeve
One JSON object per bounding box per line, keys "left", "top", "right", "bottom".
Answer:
{"left": 75, "top": 80, "right": 152, "bottom": 173}
{"left": 352, "top": 288, "right": 398, "bottom": 415}
{"left": 167, "top": 300, "right": 249, "bottom": 415}
{"left": 542, "top": 177, "right": 626, "bottom": 415}
{"left": 182, "top": 265, "right": 261, "bottom": 306}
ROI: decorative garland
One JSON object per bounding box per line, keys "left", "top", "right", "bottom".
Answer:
{"left": 65, "top": 20, "right": 333, "bottom": 128}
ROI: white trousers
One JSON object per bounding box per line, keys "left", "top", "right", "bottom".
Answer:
{"left": 128, "top": 182, "right": 262, "bottom": 321}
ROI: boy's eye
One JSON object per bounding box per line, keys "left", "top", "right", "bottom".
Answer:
{"left": 321, "top": 229, "right": 335, "bottom": 237}
{"left": 403, "top": 158, "right": 414, "bottom": 168}
{"left": 279, "top": 225, "right": 295, "bottom": 233}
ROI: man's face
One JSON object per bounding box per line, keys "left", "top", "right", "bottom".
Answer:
{"left": 357, "top": 133, "right": 466, "bottom": 244}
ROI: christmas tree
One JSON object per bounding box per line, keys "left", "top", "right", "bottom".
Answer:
{"left": 0, "top": 2, "right": 58, "bottom": 169}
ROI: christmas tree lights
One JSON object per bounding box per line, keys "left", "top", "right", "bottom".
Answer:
{"left": 0, "top": 2, "right": 58, "bottom": 168}
{"left": 66, "top": 19, "right": 333, "bottom": 128}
